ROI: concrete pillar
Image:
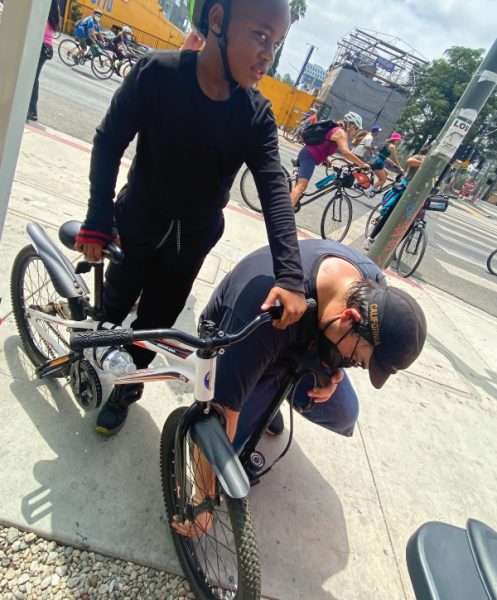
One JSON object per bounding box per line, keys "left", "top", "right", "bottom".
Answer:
{"left": 0, "top": 0, "right": 51, "bottom": 242}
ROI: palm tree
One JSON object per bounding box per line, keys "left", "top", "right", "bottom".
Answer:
{"left": 268, "top": 0, "right": 307, "bottom": 76}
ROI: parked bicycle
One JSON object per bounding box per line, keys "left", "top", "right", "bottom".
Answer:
{"left": 10, "top": 219, "right": 319, "bottom": 599}
{"left": 240, "top": 161, "right": 368, "bottom": 242}
{"left": 487, "top": 249, "right": 497, "bottom": 275}
{"left": 364, "top": 191, "right": 449, "bottom": 278}
{"left": 283, "top": 122, "right": 305, "bottom": 145}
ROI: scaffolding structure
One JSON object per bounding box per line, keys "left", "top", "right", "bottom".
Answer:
{"left": 329, "top": 28, "right": 428, "bottom": 90}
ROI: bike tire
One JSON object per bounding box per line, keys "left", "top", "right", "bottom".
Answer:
{"left": 239, "top": 165, "right": 292, "bottom": 214}
{"left": 396, "top": 226, "right": 427, "bottom": 278}
{"left": 120, "top": 58, "right": 136, "bottom": 78}
{"left": 487, "top": 249, "right": 497, "bottom": 276}
{"left": 160, "top": 407, "right": 261, "bottom": 600}
{"left": 91, "top": 51, "right": 114, "bottom": 79}
{"left": 57, "top": 39, "right": 79, "bottom": 67}
{"left": 365, "top": 202, "right": 383, "bottom": 238}
{"left": 320, "top": 193, "right": 353, "bottom": 242}
{"left": 10, "top": 245, "right": 80, "bottom": 367}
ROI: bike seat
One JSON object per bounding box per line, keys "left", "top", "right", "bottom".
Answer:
{"left": 59, "top": 220, "right": 124, "bottom": 265}
{"left": 406, "top": 519, "right": 497, "bottom": 600}
{"left": 291, "top": 158, "right": 299, "bottom": 168}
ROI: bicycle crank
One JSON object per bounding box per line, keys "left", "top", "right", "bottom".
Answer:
{"left": 69, "top": 358, "right": 102, "bottom": 411}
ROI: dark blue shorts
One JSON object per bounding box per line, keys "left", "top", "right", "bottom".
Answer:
{"left": 296, "top": 147, "right": 318, "bottom": 181}
{"left": 370, "top": 159, "right": 385, "bottom": 172}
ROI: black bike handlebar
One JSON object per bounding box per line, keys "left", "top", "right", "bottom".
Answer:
{"left": 70, "top": 298, "right": 317, "bottom": 352}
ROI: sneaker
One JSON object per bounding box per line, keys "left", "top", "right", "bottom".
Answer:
{"left": 27, "top": 113, "right": 38, "bottom": 122}
{"left": 96, "top": 383, "right": 144, "bottom": 436}
{"left": 363, "top": 237, "right": 374, "bottom": 251}
{"left": 366, "top": 188, "right": 376, "bottom": 198}
{"left": 265, "top": 409, "right": 284, "bottom": 436}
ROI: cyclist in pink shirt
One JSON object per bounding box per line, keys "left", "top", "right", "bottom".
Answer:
{"left": 290, "top": 111, "right": 370, "bottom": 207}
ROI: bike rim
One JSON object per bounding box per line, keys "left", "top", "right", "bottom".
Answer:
{"left": 168, "top": 431, "right": 242, "bottom": 598}
{"left": 321, "top": 195, "right": 352, "bottom": 242}
{"left": 397, "top": 229, "right": 426, "bottom": 277}
{"left": 487, "top": 250, "right": 497, "bottom": 276}
{"left": 19, "top": 255, "right": 71, "bottom": 361}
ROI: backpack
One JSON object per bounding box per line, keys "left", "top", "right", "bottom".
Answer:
{"left": 301, "top": 119, "right": 339, "bottom": 146}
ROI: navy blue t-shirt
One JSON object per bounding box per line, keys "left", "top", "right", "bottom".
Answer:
{"left": 202, "top": 239, "right": 386, "bottom": 411}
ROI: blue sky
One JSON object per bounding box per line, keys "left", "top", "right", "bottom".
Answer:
{"left": 278, "top": 0, "right": 496, "bottom": 77}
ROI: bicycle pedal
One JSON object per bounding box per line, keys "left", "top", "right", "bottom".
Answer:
{"left": 36, "top": 354, "right": 74, "bottom": 378}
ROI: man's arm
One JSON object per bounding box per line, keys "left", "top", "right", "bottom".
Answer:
{"left": 245, "top": 106, "right": 306, "bottom": 328}
{"left": 332, "top": 129, "right": 369, "bottom": 169}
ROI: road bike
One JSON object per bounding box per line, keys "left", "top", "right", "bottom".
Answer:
{"left": 282, "top": 122, "right": 305, "bottom": 144}
{"left": 487, "top": 249, "right": 497, "bottom": 276}
{"left": 240, "top": 161, "right": 368, "bottom": 242}
{"left": 364, "top": 191, "right": 449, "bottom": 278}
{"left": 91, "top": 50, "right": 138, "bottom": 80}
{"left": 57, "top": 37, "right": 107, "bottom": 68}
{"left": 10, "top": 219, "right": 318, "bottom": 599}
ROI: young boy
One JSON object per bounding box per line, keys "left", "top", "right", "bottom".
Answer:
{"left": 75, "top": 0, "right": 307, "bottom": 435}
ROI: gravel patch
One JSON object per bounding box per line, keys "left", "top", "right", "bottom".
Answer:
{"left": 0, "top": 524, "right": 193, "bottom": 599}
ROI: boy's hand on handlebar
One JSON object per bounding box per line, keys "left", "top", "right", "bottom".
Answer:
{"left": 261, "top": 287, "right": 306, "bottom": 330}
{"left": 74, "top": 241, "right": 104, "bottom": 262}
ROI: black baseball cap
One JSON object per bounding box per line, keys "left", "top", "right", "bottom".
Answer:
{"left": 366, "top": 287, "right": 427, "bottom": 389}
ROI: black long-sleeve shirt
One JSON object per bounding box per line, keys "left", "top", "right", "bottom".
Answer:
{"left": 84, "top": 50, "right": 304, "bottom": 292}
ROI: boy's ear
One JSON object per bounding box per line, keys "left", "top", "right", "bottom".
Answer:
{"left": 208, "top": 3, "right": 224, "bottom": 36}
{"left": 340, "top": 307, "right": 362, "bottom": 324}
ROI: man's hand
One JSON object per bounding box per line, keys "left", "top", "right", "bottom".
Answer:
{"left": 261, "top": 287, "right": 306, "bottom": 330}
{"left": 308, "top": 369, "right": 344, "bottom": 402}
{"left": 181, "top": 30, "right": 205, "bottom": 51}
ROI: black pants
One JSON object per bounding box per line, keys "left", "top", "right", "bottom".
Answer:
{"left": 28, "top": 51, "right": 48, "bottom": 117}
{"left": 104, "top": 209, "right": 224, "bottom": 368}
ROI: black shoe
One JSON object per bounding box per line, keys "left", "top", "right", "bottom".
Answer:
{"left": 265, "top": 409, "right": 284, "bottom": 436}
{"left": 27, "top": 113, "right": 38, "bottom": 122}
{"left": 96, "top": 383, "right": 144, "bottom": 436}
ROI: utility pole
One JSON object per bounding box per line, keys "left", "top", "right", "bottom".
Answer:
{"left": 0, "top": 0, "right": 51, "bottom": 243}
{"left": 294, "top": 43, "right": 317, "bottom": 89}
{"left": 368, "top": 38, "right": 497, "bottom": 268}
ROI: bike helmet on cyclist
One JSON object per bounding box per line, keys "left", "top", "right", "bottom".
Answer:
{"left": 343, "top": 111, "right": 363, "bottom": 130}
{"left": 187, "top": 0, "right": 236, "bottom": 89}
{"left": 121, "top": 25, "right": 132, "bottom": 37}
{"left": 93, "top": 9, "right": 103, "bottom": 17}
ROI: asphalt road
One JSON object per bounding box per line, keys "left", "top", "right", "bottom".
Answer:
{"left": 34, "top": 39, "right": 497, "bottom": 317}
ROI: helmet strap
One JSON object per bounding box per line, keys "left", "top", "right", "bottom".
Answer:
{"left": 210, "top": 0, "right": 238, "bottom": 93}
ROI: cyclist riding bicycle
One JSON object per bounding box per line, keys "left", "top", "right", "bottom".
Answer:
{"left": 352, "top": 124, "right": 381, "bottom": 163}
{"left": 107, "top": 25, "right": 133, "bottom": 75}
{"left": 299, "top": 107, "right": 318, "bottom": 127}
{"left": 73, "top": 9, "right": 105, "bottom": 62}
{"left": 366, "top": 132, "right": 404, "bottom": 197}
{"left": 173, "top": 238, "right": 427, "bottom": 538}
{"left": 75, "top": 0, "right": 308, "bottom": 435}
{"left": 290, "top": 111, "right": 370, "bottom": 207}
{"left": 364, "top": 150, "right": 426, "bottom": 250}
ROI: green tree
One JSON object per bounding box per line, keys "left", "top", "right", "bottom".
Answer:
{"left": 397, "top": 46, "right": 497, "bottom": 156}
{"left": 282, "top": 73, "right": 295, "bottom": 86}
{"left": 268, "top": 0, "right": 307, "bottom": 77}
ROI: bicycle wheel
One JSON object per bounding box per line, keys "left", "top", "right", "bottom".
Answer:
{"left": 487, "top": 250, "right": 497, "bottom": 276}
{"left": 161, "top": 407, "right": 261, "bottom": 600}
{"left": 396, "top": 225, "right": 427, "bottom": 278}
{"left": 10, "top": 245, "right": 81, "bottom": 367}
{"left": 120, "top": 58, "right": 136, "bottom": 78}
{"left": 320, "top": 193, "right": 353, "bottom": 242}
{"left": 364, "top": 202, "right": 383, "bottom": 238}
{"left": 57, "top": 39, "right": 79, "bottom": 66}
{"left": 239, "top": 165, "right": 292, "bottom": 213}
{"left": 91, "top": 51, "right": 114, "bottom": 79}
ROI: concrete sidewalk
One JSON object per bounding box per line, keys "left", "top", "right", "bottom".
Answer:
{"left": 1, "top": 124, "right": 497, "bottom": 600}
